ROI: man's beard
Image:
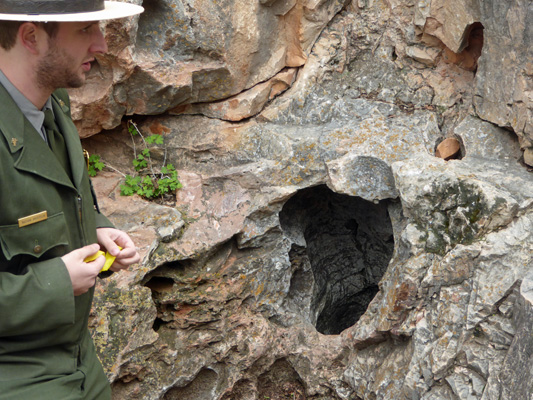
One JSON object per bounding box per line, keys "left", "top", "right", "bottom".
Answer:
{"left": 36, "top": 41, "right": 86, "bottom": 91}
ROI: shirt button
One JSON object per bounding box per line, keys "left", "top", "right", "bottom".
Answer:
{"left": 34, "top": 245, "right": 43, "bottom": 254}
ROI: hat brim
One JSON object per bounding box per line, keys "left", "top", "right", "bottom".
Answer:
{"left": 0, "top": 1, "right": 143, "bottom": 22}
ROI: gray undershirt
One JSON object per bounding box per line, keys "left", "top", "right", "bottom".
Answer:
{"left": 0, "top": 68, "right": 53, "bottom": 143}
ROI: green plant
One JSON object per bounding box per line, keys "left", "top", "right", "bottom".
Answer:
{"left": 120, "top": 121, "right": 182, "bottom": 199}
{"left": 88, "top": 154, "right": 105, "bottom": 177}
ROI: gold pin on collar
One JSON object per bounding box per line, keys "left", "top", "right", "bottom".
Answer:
{"left": 58, "top": 99, "right": 69, "bottom": 112}
{"left": 11, "top": 138, "right": 18, "bottom": 146}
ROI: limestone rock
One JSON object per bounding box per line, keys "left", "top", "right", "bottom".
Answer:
{"left": 414, "top": 0, "right": 481, "bottom": 53}
{"left": 474, "top": 0, "right": 533, "bottom": 149}
{"left": 524, "top": 147, "right": 533, "bottom": 167}
{"left": 496, "top": 273, "right": 533, "bottom": 399}
{"left": 326, "top": 154, "right": 399, "bottom": 201}
{"left": 454, "top": 115, "right": 522, "bottom": 161}
{"left": 82, "top": 0, "right": 533, "bottom": 399}
{"left": 171, "top": 68, "right": 298, "bottom": 122}
{"left": 406, "top": 44, "right": 442, "bottom": 66}
{"left": 70, "top": 0, "right": 348, "bottom": 137}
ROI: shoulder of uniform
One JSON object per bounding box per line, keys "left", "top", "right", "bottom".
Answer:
{"left": 51, "top": 88, "right": 72, "bottom": 117}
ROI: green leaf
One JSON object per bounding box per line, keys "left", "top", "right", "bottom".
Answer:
{"left": 145, "top": 134, "right": 163, "bottom": 145}
{"left": 142, "top": 175, "right": 153, "bottom": 186}
{"left": 171, "top": 180, "right": 182, "bottom": 190}
{"left": 128, "top": 123, "right": 138, "bottom": 136}
{"left": 120, "top": 175, "right": 139, "bottom": 196}
{"left": 87, "top": 154, "right": 105, "bottom": 177}
{"left": 120, "top": 184, "right": 134, "bottom": 196}
{"left": 125, "top": 175, "right": 141, "bottom": 187}
{"left": 133, "top": 156, "right": 147, "bottom": 171}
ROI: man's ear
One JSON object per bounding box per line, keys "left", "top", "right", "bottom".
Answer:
{"left": 18, "top": 22, "right": 45, "bottom": 55}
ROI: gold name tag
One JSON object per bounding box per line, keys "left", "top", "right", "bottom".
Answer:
{"left": 18, "top": 211, "right": 48, "bottom": 228}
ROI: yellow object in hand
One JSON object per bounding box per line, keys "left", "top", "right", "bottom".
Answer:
{"left": 84, "top": 247, "right": 122, "bottom": 272}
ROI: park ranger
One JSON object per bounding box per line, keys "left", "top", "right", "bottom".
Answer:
{"left": 0, "top": 1, "right": 143, "bottom": 399}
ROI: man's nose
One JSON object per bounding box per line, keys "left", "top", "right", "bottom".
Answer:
{"left": 91, "top": 28, "right": 108, "bottom": 54}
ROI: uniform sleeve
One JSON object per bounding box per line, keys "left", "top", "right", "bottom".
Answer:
{"left": 0, "top": 257, "right": 75, "bottom": 337}
{"left": 94, "top": 211, "right": 114, "bottom": 229}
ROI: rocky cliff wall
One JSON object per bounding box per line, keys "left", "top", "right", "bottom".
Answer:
{"left": 82, "top": 0, "right": 533, "bottom": 399}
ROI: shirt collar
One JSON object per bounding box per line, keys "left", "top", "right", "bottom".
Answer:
{"left": 0, "top": 69, "right": 51, "bottom": 141}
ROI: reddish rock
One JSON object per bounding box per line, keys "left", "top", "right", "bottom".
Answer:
{"left": 435, "top": 137, "right": 462, "bottom": 160}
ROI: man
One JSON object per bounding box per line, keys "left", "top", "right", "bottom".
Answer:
{"left": 0, "top": 1, "right": 144, "bottom": 399}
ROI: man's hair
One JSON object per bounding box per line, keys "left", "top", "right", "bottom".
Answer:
{"left": 0, "top": 21, "right": 59, "bottom": 50}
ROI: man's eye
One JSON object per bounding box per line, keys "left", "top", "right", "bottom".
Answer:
{"left": 81, "top": 24, "right": 95, "bottom": 33}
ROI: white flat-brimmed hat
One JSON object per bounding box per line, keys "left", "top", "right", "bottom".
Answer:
{"left": 0, "top": 0, "right": 143, "bottom": 22}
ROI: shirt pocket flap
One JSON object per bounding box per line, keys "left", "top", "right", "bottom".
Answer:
{"left": 0, "top": 212, "right": 69, "bottom": 260}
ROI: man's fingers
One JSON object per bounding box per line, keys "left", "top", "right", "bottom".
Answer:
{"left": 109, "top": 237, "right": 134, "bottom": 257}
{"left": 79, "top": 243, "right": 101, "bottom": 259}
{"left": 85, "top": 254, "right": 106, "bottom": 272}
{"left": 98, "top": 235, "right": 119, "bottom": 256}
{"left": 62, "top": 244, "right": 106, "bottom": 296}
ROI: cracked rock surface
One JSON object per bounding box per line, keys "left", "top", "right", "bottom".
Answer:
{"left": 83, "top": 0, "right": 532, "bottom": 399}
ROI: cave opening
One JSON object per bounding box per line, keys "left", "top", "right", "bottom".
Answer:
{"left": 279, "top": 185, "right": 395, "bottom": 335}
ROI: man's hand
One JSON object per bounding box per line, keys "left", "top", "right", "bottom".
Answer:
{"left": 61, "top": 243, "right": 105, "bottom": 296}
{"left": 96, "top": 227, "right": 140, "bottom": 271}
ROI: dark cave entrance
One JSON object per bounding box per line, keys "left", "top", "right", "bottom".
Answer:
{"left": 279, "top": 185, "right": 395, "bottom": 335}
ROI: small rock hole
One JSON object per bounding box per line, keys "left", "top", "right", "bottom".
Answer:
{"left": 152, "top": 317, "right": 166, "bottom": 332}
{"left": 163, "top": 368, "right": 219, "bottom": 400}
{"left": 145, "top": 276, "right": 175, "bottom": 292}
{"left": 444, "top": 22, "right": 484, "bottom": 72}
{"left": 257, "top": 359, "right": 305, "bottom": 400}
{"left": 144, "top": 276, "right": 176, "bottom": 332}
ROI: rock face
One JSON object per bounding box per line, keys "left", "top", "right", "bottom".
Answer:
{"left": 72, "top": 0, "right": 349, "bottom": 137}
{"left": 473, "top": 0, "right": 533, "bottom": 156}
{"left": 82, "top": 0, "right": 533, "bottom": 399}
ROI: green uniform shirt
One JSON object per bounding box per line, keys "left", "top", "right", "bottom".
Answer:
{"left": 0, "top": 82, "right": 113, "bottom": 400}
